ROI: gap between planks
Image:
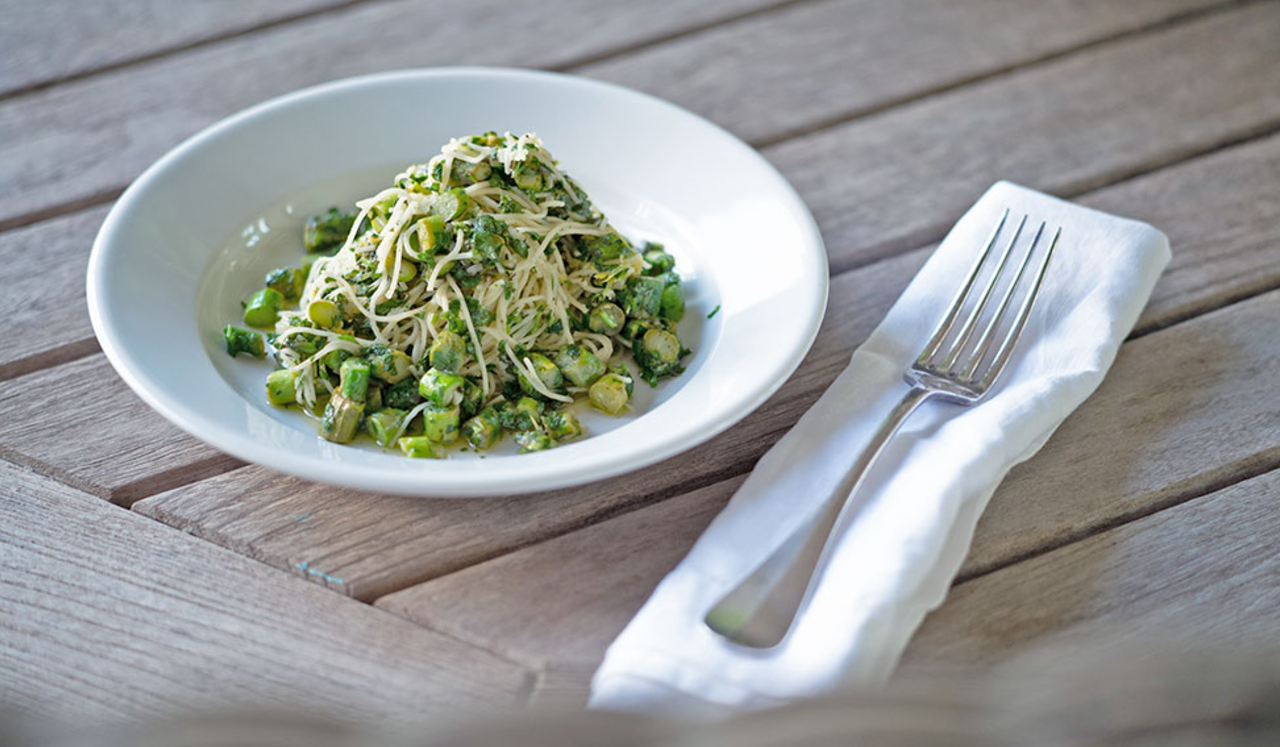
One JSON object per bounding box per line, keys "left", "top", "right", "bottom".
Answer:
{"left": 0, "top": 0, "right": 1247, "bottom": 235}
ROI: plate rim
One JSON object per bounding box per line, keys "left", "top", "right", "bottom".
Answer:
{"left": 86, "top": 66, "right": 828, "bottom": 497}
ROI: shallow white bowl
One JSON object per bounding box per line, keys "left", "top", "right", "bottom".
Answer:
{"left": 87, "top": 68, "right": 827, "bottom": 497}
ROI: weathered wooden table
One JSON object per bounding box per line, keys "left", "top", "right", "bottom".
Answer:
{"left": 3, "top": 0, "right": 1279, "bottom": 724}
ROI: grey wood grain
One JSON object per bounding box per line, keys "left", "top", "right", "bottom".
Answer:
{"left": 0, "top": 355, "right": 242, "bottom": 504}
{"left": 376, "top": 476, "right": 744, "bottom": 669}
{"left": 0, "top": 0, "right": 358, "bottom": 96}
{"left": 900, "top": 467, "right": 1280, "bottom": 672}
{"left": 765, "top": 1, "right": 1280, "bottom": 273}
{"left": 0, "top": 204, "right": 108, "bottom": 380}
{"left": 128, "top": 129, "right": 1280, "bottom": 601}
{"left": 0, "top": 0, "right": 778, "bottom": 230}
{"left": 0, "top": 462, "right": 530, "bottom": 723}
{"left": 368, "top": 288, "right": 1280, "bottom": 669}
{"left": 582, "top": 0, "right": 1227, "bottom": 145}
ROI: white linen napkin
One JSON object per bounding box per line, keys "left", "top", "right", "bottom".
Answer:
{"left": 589, "top": 181, "right": 1171, "bottom": 716}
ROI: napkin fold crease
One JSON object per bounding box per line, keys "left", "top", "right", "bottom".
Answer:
{"left": 590, "top": 181, "right": 1171, "bottom": 716}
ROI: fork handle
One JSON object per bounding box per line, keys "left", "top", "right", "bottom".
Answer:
{"left": 704, "top": 385, "right": 933, "bottom": 648}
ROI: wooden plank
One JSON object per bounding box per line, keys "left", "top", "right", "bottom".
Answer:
{"left": 0, "top": 355, "right": 242, "bottom": 504}
{"left": 764, "top": 2, "right": 1280, "bottom": 273}
{"left": 5, "top": 7, "right": 1280, "bottom": 381}
{"left": 367, "top": 288, "right": 1280, "bottom": 669}
{"left": 0, "top": 204, "right": 108, "bottom": 380}
{"left": 899, "top": 468, "right": 1280, "bottom": 673}
{"left": 582, "top": 0, "right": 1227, "bottom": 145}
{"left": 0, "top": 0, "right": 357, "bottom": 96}
{"left": 129, "top": 129, "right": 1280, "bottom": 599}
{"left": 0, "top": 462, "right": 529, "bottom": 723}
{"left": 1094, "top": 134, "right": 1280, "bottom": 335}
{"left": 0, "top": 0, "right": 779, "bottom": 230}
{"left": 375, "top": 477, "right": 743, "bottom": 668}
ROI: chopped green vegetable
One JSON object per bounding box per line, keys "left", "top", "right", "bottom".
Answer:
{"left": 554, "top": 345, "right": 605, "bottom": 388}
{"left": 659, "top": 276, "right": 684, "bottom": 322}
{"left": 545, "top": 410, "right": 583, "bottom": 441}
{"left": 365, "top": 408, "right": 406, "bottom": 447}
{"left": 429, "top": 330, "right": 467, "bottom": 373}
{"left": 500, "top": 396, "right": 543, "bottom": 432}
{"left": 642, "top": 246, "right": 675, "bottom": 275}
{"left": 243, "top": 288, "right": 284, "bottom": 328}
{"left": 320, "top": 393, "right": 363, "bottom": 443}
{"left": 383, "top": 377, "right": 421, "bottom": 410}
{"left": 366, "top": 345, "right": 414, "bottom": 384}
{"left": 265, "top": 369, "right": 296, "bottom": 405}
{"left": 321, "top": 335, "right": 355, "bottom": 373}
{"left": 617, "top": 276, "right": 664, "bottom": 319}
{"left": 587, "top": 302, "right": 626, "bottom": 335}
{"left": 338, "top": 357, "right": 370, "bottom": 401}
{"left": 514, "top": 430, "right": 555, "bottom": 453}
{"left": 364, "top": 384, "right": 383, "bottom": 413}
{"left": 422, "top": 405, "right": 460, "bottom": 443}
{"left": 265, "top": 266, "right": 306, "bottom": 301}
{"left": 518, "top": 353, "right": 564, "bottom": 398}
{"left": 419, "top": 369, "right": 466, "bottom": 406}
{"left": 707, "top": 304, "right": 721, "bottom": 319}
{"left": 431, "top": 188, "right": 471, "bottom": 221}
{"left": 307, "top": 299, "right": 339, "bottom": 328}
{"left": 461, "top": 406, "right": 503, "bottom": 450}
{"left": 304, "top": 208, "right": 357, "bottom": 253}
{"left": 633, "top": 328, "right": 684, "bottom": 385}
{"left": 398, "top": 436, "right": 440, "bottom": 458}
{"left": 589, "top": 372, "right": 632, "bottom": 415}
{"left": 224, "top": 325, "right": 265, "bottom": 358}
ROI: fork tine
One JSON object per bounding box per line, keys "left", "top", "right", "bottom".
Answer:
{"left": 959, "top": 220, "right": 1046, "bottom": 380}
{"left": 976, "top": 225, "right": 1061, "bottom": 390}
{"left": 934, "top": 213, "right": 1027, "bottom": 372}
{"left": 916, "top": 208, "right": 1011, "bottom": 366}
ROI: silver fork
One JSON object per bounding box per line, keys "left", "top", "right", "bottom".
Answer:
{"left": 704, "top": 209, "right": 1061, "bottom": 649}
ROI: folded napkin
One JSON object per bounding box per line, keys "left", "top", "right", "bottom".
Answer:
{"left": 590, "top": 181, "right": 1171, "bottom": 716}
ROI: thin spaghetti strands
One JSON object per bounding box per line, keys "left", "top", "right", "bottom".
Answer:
{"left": 234, "top": 131, "right": 690, "bottom": 456}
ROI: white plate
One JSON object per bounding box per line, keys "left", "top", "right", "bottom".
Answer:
{"left": 87, "top": 68, "right": 827, "bottom": 497}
